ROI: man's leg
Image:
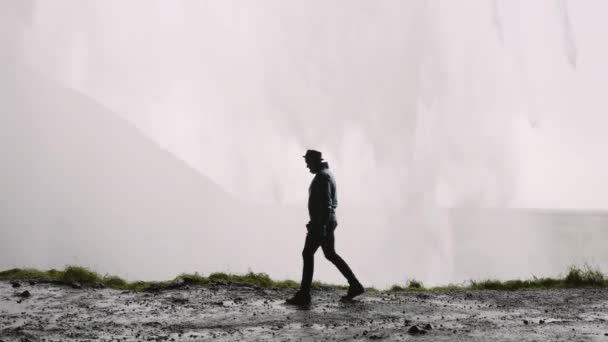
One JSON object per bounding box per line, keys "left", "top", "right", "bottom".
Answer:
{"left": 300, "top": 233, "right": 321, "bottom": 294}
{"left": 321, "top": 227, "right": 359, "bottom": 286}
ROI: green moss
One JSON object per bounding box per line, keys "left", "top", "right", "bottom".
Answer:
{"left": 272, "top": 279, "right": 299, "bottom": 289}
{"left": 407, "top": 279, "right": 424, "bottom": 289}
{"left": 429, "top": 284, "right": 465, "bottom": 292}
{"left": 389, "top": 285, "right": 406, "bottom": 292}
{"left": 207, "top": 272, "right": 302, "bottom": 289}
{"left": 208, "top": 271, "right": 275, "bottom": 287}
{"left": 103, "top": 275, "right": 128, "bottom": 289}
{"left": 0, "top": 268, "right": 56, "bottom": 281}
{"left": 62, "top": 266, "right": 103, "bottom": 286}
{"left": 128, "top": 281, "right": 157, "bottom": 292}
{"left": 207, "top": 272, "right": 230, "bottom": 283}
{"left": 311, "top": 280, "right": 348, "bottom": 290}
{"left": 47, "top": 269, "right": 63, "bottom": 280}
{"left": 389, "top": 279, "right": 426, "bottom": 292}
{"left": 237, "top": 272, "right": 274, "bottom": 287}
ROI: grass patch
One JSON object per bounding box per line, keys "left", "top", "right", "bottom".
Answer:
{"left": 0, "top": 266, "right": 321, "bottom": 291}
{"left": 62, "top": 266, "right": 103, "bottom": 286}
{"left": 390, "top": 279, "right": 425, "bottom": 292}
{"left": 0, "top": 268, "right": 60, "bottom": 282}
{"left": 387, "top": 265, "right": 608, "bottom": 292}
{"left": 365, "top": 287, "right": 380, "bottom": 293}
{"left": 2, "top": 265, "right": 607, "bottom": 292}
{"left": 564, "top": 265, "right": 605, "bottom": 287}
{"left": 312, "top": 280, "right": 348, "bottom": 290}
{"left": 208, "top": 272, "right": 275, "bottom": 288}
{"left": 464, "top": 265, "right": 607, "bottom": 291}
{"left": 102, "top": 275, "right": 129, "bottom": 289}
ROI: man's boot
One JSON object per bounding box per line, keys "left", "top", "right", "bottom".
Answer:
{"left": 285, "top": 291, "right": 311, "bottom": 305}
{"left": 341, "top": 281, "right": 364, "bottom": 300}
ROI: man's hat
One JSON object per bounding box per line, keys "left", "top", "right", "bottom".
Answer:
{"left": 303, "top": 149, "right": 323, "bottom": 161}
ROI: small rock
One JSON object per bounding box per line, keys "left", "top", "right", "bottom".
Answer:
{"left": 10, "top": 282, "right": 21, "bottom": 288}
{"left": 143, "top": 321, "right": 162, "bottom": 327}
{"left": 69, "top": 282, "right": 82, "bottom": 289}
{"left": 369, "top": 334, "right": 386, "bottom": 340}
{"left": 171, "top": 297, "right": 188, "bottom": 304}
{"left": 423, "top": 323, "right": 433, "bottom": 330}
{"left": 28, "top": 281, "right": 36, "bottom": 286}
{"left": 403, "top": 319, "right": 412, "bottom": 326}
{"left": 523, "top": 320, "right": 529, "bottom": 325}
{"left": 408, "top": 326, "right": 427, "bottom": 335}
{"left": 19, "top": 290, "right": 31, "bottom": 298}
{"left": 539, "top": 319, "right": 545, "bottom": 324}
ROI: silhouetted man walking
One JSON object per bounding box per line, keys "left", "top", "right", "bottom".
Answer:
{"left": 286, "top": 150, "right": 364, "bottom": 305}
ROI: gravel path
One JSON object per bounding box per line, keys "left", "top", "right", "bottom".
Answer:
{"left": 2, "top": 281, "right": 608, "bottom": 341}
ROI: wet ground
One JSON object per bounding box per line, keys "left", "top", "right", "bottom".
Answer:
{"left": 1, "top": 280, "right": 608, "bottom": 341}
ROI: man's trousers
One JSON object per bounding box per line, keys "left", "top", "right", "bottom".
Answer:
{"left": 299, "top": 221, "right": 359, "bottom": 293}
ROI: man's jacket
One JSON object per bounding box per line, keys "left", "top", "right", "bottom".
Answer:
{"left": 308, "top": 162, "right": 338, "bottom": 228}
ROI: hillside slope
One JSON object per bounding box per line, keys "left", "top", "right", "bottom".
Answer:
{"left": 0, "top": 65, "right": 276, "bottom": 279}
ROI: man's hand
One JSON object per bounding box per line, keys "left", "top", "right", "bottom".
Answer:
{"left": 306, "top": 222, "right": 327, "bottom": 240}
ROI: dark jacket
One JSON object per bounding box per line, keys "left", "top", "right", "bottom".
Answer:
{"left": 308, "top": 162, "right": 338, "bottom": 227}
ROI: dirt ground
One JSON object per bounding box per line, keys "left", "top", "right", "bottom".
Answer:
{"left": 1, "top": 280, "right": 608, "bottom": 341}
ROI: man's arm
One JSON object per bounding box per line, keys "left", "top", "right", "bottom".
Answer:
{"left": 317, "top": 174, "right": 333, "bottom": 233}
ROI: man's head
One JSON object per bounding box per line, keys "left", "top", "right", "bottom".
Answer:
{"left": 303, "top": 149, "right": 324, "bottom": 174}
